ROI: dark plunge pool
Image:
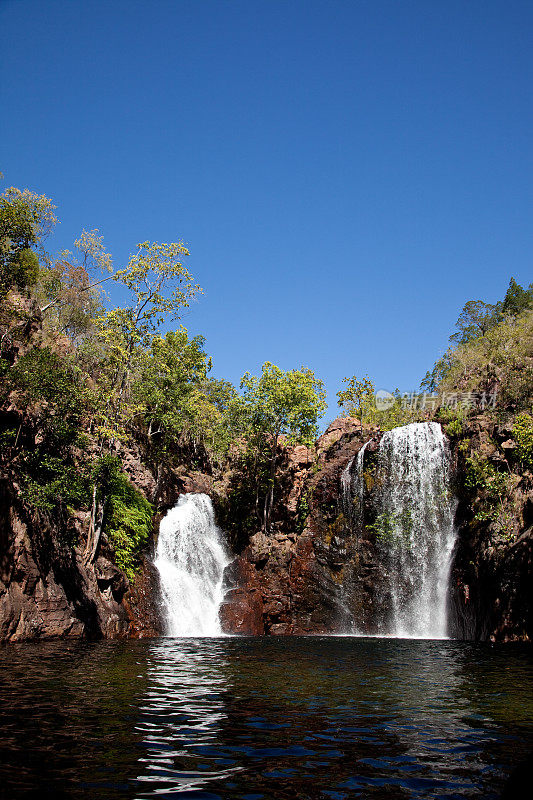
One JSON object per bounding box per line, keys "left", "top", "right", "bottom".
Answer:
{"left": 0, "top": 636, "right": 531, "bottom": 799}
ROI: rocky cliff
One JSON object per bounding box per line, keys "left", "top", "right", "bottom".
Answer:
{"left": 2, "top": 410, "right": 532, "bottom": 643}
{"left": 219, "top": 417, "right": 382, "bottom": 635}
{"left": 0, "top": 474, "right": 163, "bottom": 642}
{"left": 448, "top": 415, "right": 533, "bottom": 642}
{"left": 219, "top": 415, "right": 533, "bottom": 643}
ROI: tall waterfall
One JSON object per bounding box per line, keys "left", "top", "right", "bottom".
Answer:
{"left": 376, "top": 422, "right": 457, "bottom": 639}
{"left": 154, "top": 493, "right": 230, "bottom": 637}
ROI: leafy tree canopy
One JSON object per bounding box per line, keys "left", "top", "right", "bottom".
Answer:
{"left": 337, "top": 375, "right": 376, "bottom": 425}
{"left": 502, "top": 277, "right": 533, "bottom": 317}
{"left": 240, "top": 362, "right": 327, "bottom": 446}
{"left": 0, "top": 185, "right": 57, "bottom": 294}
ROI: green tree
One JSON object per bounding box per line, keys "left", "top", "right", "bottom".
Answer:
{"left": 0, "top": 347, "right": 90, "bottom": 512}
{"left": 93, "top": 240, "right": 201, "bottom": 439}
{"left": 39, "top": 229, "right": 112, "bottom": 340}
{"left": 501, "top": 277, "right": 533, "bottom": 317}
{"left": 238, "top": 362, "right": 326, "bottom": 532}
{"left": 420, "top": 349, "right": 456, "bottom": 393}
{"left": 449, "top": 300, "right": 500, "bottom": 345}
{"left": 337, "top": 375, "right": 376, "bottom": 428}
{"left": 513, "top": 412, "right": 533, "bottom": 471}
{"left": 132, "top": 328, "right": 233, "bottom": 463}
{"left": 0, "top": 186, "right": 57, "bottom": 294}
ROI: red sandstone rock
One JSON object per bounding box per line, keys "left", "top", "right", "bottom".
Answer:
{"left": 316, "top": 417, "right": 360, "bottom": 452}
{"left": 219, "top": 558, "right": 264, "bottom": 635}
{"left": 287, "top": 444, "right": 314, "bottom": 467}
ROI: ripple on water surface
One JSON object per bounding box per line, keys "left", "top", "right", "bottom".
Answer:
{"left": 0, "top": 636, "right": 532, "bottom": 799}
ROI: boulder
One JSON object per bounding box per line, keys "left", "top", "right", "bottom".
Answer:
{"left": 316, "top": 417, "right": 360, "bottom": 453}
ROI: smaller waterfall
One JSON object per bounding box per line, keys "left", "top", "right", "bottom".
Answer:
{"left": 154, "top": 493, "right": 231, "bottom": 637}
{"left": 376, "top": 422, "right": 457, "bottom": 639}
{"left": 341, "top": 441, "right": 370, "bottom": 527}
{"left": 340, "top": 456, "right": 355, "bottom": 499}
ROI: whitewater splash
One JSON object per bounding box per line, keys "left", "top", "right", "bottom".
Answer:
{"left": 154, "top": 493, "right": 231, "bottom": 637}
{"left": 376, "top": 422, "right": 457, "bottom": 639}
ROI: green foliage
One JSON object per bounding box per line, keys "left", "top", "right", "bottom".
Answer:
{"left": 133, "top": 328, "right": 232, "bottom": 457}
{"left": 450, "top": 300, "right": 501, "bottom": 345}
{"left": 464, "top": 454, "right": 508, "bottom": 498}
{"left": 0, "top": 186, "right": 57, "bottom": 294}
{"left": 502, "top": 277, "right": 533, "bottom": 317}
{"left": 337, "top": 375, "right": 375, "bottom": 424}
{"left": 375, "top": 390, "right": 426, "bottom": 431}
{"left": 445, "top": 417, "right": 464, "bottom": 437}
{"left": 421, "top": 350, "right": 456, "bottom": 394}
{"left": 234, "top": 362, "right": 326, "bottom": 530}
{"left": 513, "top": 412, "right": 533, "bottom": 471}
{"left": 367, "top": 508, "right": 413, "bottom": 548}
{"left": 1, "top": 346, "right": 92, "bottom": 515}
{"left": 6, "top": 346, "right": 80, "bottom": 405}
{"left": 4, "top": 347, "right": 88, "bottom": 451}
{"left": 96, "top": 458, "right": 153, "bottom": 581}
{"left": 0, "top": 196, "right": 36, "bottom": 293}
{"left": 11, "top": 248, "right": 40, "bottom": 289}
{"left": 91, "top": 241, "right": 202, "bottom": 441}
{"left": 21, "top": 454, "right": 90, "bottom": 514}
{"left": 458, "top": 437, "right": 471, "bottom": 455}
{"left": 239, "top": 362, "right": 327, "bottom": 446}
{"left": 296, "top": 490, "right": 311, "bottom": 531}
{"left": 39, "top": 233, "right": 109, "bottom": 340}
{"left": 424, "top": 278, "right": 533, "bottom": 412}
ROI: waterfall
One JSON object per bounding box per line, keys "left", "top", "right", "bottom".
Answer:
{"left": 341, "top": 441, "right": 371, "bottom": 527}
{"left": 154, "top": 493, "right": 231, "bottom": 637}
{"left": 376, "top": 422, "right": 457, "bottom": 639}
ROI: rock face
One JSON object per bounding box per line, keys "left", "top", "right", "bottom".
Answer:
{"left": 220, "top": 419, "right": 382, "bottom": 635}
{"left": 447, "top": 416, "right": 533, "bottom": 643}
{"left": 0, "top": 479, "right": 129, "bottom": 641}
{"left": 220, "top": 415, "right": 533, "bottom": 643}
{"left": 123, "top": 556, "right": 164, "bottom": 638}
{"left": 0, "top": 475, "right": 163, "bottom": 643}
{"left": 219, "top": 558, "right": 264, "bottom": 634}
{"left": 2, "top": 408, "right": 531, "bottom": 644}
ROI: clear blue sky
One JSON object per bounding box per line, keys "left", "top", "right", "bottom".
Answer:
{"left": 1, "top": 0, "right": 531, "bottom": 425}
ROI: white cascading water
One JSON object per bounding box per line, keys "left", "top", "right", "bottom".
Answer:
{"left": 154, "top": 493, "right": 231, "bottom": 637}
{"left": 376, "top": 422, "right": 457, "bottom": 639}
{"left": 341, "top": 440, "right": 370, "bottom": 529}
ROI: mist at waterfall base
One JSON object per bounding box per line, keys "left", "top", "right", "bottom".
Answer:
{"left": 342, "top": 422, "right": 457, "bottom": 640}
{"left": 154, "top": 493, "right": 230, "bottom": 637}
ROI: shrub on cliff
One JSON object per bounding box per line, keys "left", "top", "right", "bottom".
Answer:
{"left": 513, "top": 412, "right": 533, "bottom": 471}
{"left": 103, "top": 469, "right": 153, "bottom": 582}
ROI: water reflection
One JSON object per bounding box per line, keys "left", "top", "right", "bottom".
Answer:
{"left": 130, "top": 637, "right": 533, "bottom": 799}
{"left": 135, "top": 638, "right": 239, "bottom": 795}
{"left": 0, "top": 637, "right": 531, "bottom": 799}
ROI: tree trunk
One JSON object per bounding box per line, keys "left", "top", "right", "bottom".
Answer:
{"left": 263, "top": 434, "right": 278, "bottom": 533}
{"left": 84, "top": 485, "right": 106, "bottom": 564}
{"left": 84, "top": 484, "right": 98, "bottom": 562}
{"left": 88, "top": 497, "right": 106, "bottom": 564}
